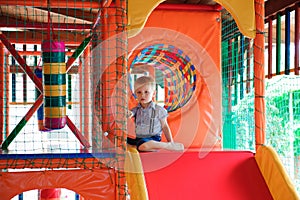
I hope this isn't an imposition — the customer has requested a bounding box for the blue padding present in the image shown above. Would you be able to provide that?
[0,152,116,160]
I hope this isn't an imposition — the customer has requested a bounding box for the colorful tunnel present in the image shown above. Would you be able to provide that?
[130,44,197,112]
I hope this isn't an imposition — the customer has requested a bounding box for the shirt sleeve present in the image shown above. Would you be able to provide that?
[156,105,168,120]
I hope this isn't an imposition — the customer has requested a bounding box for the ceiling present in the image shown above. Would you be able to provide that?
[0,0,298,49]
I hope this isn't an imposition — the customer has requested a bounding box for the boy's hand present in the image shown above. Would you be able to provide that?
[127,110,133,118]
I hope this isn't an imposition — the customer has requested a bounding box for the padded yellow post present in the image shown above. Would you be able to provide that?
[255,145,300,200]
[125,146,149,200]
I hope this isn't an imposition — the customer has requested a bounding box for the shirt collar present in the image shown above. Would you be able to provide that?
[137,101,155,109]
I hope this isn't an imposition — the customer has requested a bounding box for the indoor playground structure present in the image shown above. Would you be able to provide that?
[0,0,299,199]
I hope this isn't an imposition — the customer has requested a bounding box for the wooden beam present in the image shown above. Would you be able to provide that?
[1,31,86,46]
[8,51,74,56]
[0,17,92,30]
[0,0,108,9]
[46,8,97,23]
[265,0,299,18]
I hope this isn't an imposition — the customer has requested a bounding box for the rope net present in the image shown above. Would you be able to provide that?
[0,1,128,199]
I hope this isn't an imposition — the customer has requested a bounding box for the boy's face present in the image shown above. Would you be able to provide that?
[135,84,155,107]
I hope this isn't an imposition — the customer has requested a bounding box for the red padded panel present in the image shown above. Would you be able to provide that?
[141,151,273,200]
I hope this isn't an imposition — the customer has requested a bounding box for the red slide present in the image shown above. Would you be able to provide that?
[141,151,273,200]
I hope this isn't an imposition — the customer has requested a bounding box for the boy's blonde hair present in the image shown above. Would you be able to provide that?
[134,76,156,92]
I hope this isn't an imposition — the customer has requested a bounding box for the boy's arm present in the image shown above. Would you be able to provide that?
[160,118,174,142]
[127,110,134,118]
[127,110,136,139]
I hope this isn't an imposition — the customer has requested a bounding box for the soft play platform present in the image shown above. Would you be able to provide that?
[140,151,273,200]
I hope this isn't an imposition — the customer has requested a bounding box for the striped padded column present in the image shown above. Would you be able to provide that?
[42,41,66,129]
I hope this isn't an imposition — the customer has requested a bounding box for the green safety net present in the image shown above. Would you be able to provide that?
[221,9,300,194]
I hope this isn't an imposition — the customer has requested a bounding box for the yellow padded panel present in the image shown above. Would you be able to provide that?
[125,146,149,200]
[255,145,300,200]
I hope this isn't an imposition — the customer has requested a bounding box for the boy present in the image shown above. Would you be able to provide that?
[127,76,184,152]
